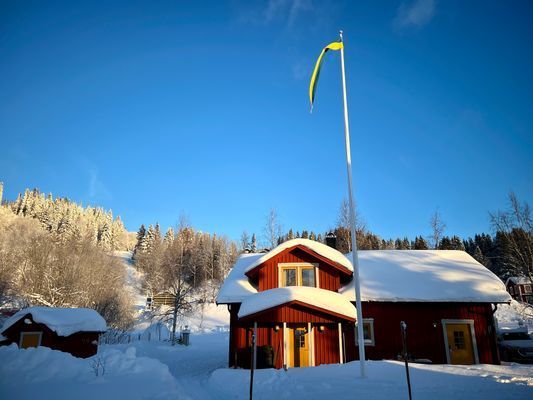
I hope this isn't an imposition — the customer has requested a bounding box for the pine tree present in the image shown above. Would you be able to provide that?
[164,227,175,246]
[413,236,429,250]
[251,233,257,252]
[240,231,250,252]
[450,235,465,251]
[438,236,453,250]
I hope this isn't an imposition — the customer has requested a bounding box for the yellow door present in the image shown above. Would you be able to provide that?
[20,332,41,349]
[445,323,475,364]
[287,326,310,367]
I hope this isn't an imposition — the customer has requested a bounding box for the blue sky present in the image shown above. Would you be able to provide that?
[1,0,532,243]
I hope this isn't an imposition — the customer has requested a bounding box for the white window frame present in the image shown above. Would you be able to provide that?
[355,318,375,346]
[441,319,479,364]
[19,331,43,348]
[277,263,319,288]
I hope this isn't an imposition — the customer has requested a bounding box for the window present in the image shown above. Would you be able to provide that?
[279,264,318,288]
[283,269,297,286]
[453,330,466,349]
[355,319,375,346]
[524,285,532,294]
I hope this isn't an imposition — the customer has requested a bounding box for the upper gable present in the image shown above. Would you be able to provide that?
[246,244,353,292]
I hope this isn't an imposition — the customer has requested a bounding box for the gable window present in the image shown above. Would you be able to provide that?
[355,318,375,346]
[279,263,318,288]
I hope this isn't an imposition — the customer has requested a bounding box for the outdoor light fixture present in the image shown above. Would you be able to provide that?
[319,325,325,332]
[274,325,280,332]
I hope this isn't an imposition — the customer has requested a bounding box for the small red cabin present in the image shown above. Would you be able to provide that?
[505,277,533,304]
[217,239,511,369]
[1,307,107,358]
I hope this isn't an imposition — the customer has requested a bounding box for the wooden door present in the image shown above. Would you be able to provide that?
[445,323,475,364]
[287,326,310,367]
[20,332,41,349]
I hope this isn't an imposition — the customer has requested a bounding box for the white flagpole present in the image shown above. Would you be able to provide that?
[339,30,366,378]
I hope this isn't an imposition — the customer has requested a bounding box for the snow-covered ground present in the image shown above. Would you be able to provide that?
[495,299,533,333]
[1,331,532,400]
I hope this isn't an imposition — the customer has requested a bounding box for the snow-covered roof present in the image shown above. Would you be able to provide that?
[238,286,356,320]
[218,249,511,304]
[217,253,263,303]
[506,276,533,286]
[1,307,107,337]
[243,238,353,274]
[340,250,511,303]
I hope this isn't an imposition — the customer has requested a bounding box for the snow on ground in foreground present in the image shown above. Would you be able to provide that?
[1,332,532,400]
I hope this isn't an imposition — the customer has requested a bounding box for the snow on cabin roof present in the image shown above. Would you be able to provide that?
[243,238,353,274]
[217,253,262,303]
[340,250,511,303]
[506,276,533,286]
[218,249,511,304]
[238,286,356,320]
[1,307,107,337]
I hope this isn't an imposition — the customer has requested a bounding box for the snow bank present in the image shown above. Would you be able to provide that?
[209,360,533,400]
[495,299,533,332]
[238,286,356,320]
[1,307,107,336]
[244,238,353,273]
[0,344,178,400]
[341,250,510,302]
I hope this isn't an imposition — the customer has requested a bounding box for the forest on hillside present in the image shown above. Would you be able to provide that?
[0,182,531,331]
[0,184,238,330]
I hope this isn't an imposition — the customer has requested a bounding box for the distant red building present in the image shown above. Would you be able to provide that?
[217,239,511,369]
[505,277,533,304]
[1,307,107,358]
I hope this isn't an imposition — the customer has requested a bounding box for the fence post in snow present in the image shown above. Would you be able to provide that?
[400,321,412,400]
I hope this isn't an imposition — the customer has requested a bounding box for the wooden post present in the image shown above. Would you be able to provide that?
[400,321,412,400]
[249,322,257,400]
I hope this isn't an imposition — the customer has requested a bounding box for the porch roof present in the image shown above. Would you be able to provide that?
[237,286,356,321]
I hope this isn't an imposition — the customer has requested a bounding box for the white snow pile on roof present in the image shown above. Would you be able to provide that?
[217,253,263,303]
[506,276,533,285]
[340,250,511,303]
[243,238,353,274]
[1,307,107,337]
[238,286,356,320]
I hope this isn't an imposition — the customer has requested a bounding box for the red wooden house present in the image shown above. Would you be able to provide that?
[216,239,511,369]
[1,307,107,358]
[505,277,533,304]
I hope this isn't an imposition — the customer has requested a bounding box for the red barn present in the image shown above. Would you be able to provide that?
[0,307,107,358]
[217,239,511,369]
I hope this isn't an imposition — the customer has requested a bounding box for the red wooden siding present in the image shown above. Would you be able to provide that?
[240,302,349,324]
[228,301,500,368]
[314,324,340,365]
[252,247,342,292]
[344,302,499,364]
